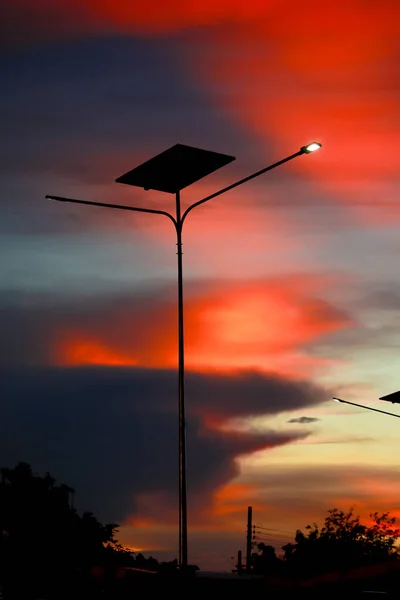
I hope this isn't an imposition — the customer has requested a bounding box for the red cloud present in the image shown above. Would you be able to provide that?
[55,274,352,378]
[0,1,305,41]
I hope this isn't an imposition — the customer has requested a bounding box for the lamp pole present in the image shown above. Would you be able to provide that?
[333,397,400,419]
[46,141,321,571]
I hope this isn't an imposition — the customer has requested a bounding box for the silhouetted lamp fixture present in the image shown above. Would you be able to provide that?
[379,390,400,404]
[46,140,322,572]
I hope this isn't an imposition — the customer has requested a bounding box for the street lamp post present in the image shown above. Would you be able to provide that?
[46,140,321,571]
[333,397,400,419]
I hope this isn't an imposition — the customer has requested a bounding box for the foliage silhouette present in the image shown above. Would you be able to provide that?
[0,462,151,596]
[251,543,282,575]
[2,462,399,593]
[282,507,400,576]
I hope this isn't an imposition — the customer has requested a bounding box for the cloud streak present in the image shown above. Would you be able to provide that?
[287,416,319,424]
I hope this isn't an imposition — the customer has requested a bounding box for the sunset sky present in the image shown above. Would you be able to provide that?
[1,0,400,571]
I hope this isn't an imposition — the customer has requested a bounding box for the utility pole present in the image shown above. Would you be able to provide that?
[236,550,242,574]
[246,505,253,572]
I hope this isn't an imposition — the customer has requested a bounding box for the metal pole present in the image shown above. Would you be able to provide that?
[176,190,188,571]
[181,150,303,224]
[333,397,400,419]
[246,506,253,572]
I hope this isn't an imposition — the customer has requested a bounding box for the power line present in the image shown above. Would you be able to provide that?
[253,531,290,540]
[254,528,293,538]
[255,524,294,535]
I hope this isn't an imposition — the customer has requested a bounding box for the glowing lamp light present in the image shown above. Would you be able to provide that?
[301,142,322,154]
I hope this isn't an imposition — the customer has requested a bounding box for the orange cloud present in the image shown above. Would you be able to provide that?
[158,464,399,552]
[127,483,263,533]
[54,275,352,378]
[212,482,266,518]
[127,463,374,535]
[58,333,138,366]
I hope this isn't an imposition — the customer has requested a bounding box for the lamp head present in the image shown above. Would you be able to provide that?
[301,142,322,154]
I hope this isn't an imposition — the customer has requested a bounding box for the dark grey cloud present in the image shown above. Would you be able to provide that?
[304,287,400,363]
[356,284,400,313]
[287,416,320,424]
[0,285,329,524]
[0,35,256,185]
[0,279,332,530]
[0,1,95,48]
[0,365,322,525]
[295,281,400,366]
[0,285,332,424]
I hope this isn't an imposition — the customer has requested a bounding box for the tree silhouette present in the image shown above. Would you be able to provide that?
[0,462,132,596]
[282,507,400,576]
[251,543,282,575]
